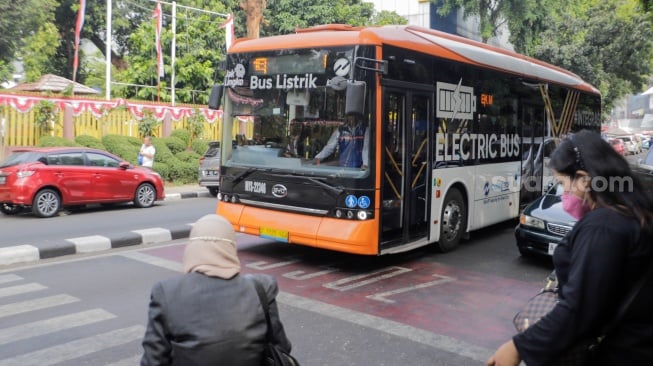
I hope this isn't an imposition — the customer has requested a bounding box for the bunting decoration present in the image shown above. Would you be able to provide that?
[72,0,86,83]
[152,1,164,78]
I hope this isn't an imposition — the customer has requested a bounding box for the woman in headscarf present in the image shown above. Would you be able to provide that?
[141,214,292,366]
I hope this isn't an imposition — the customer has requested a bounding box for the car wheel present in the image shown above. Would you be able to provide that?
[436,188,467,252]
[1,203,22,215]
[208,187,219,197]
[134,183,156,208]
[32,189,61,218]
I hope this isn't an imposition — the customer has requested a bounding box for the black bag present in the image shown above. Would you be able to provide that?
[252,279,300,366]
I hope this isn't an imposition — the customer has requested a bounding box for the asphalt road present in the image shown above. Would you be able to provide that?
[0,219,554,366]
[0,196,219,249]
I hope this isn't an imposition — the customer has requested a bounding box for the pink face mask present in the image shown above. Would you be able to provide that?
[561,192,591,220]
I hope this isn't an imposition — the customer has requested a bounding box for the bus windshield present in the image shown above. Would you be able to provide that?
[222,48,371,179]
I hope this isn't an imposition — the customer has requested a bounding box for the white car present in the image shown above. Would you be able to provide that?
[618,135,642,155]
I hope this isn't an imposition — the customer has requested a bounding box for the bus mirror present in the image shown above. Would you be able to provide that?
[208,85,224,110]
[345,81,365,116]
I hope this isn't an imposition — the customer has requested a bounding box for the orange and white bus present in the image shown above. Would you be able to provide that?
[208,24,601,255]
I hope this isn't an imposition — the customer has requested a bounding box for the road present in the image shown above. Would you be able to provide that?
[0,218,554,365]
[0,196,219,249]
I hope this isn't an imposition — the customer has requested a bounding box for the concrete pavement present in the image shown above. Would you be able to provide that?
[0,185,212,266]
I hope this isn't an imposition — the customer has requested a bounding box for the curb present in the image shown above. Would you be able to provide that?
[0,190,211,267]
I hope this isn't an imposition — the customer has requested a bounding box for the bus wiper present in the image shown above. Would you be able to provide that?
[231,168,258,185]
[305,177,343,195]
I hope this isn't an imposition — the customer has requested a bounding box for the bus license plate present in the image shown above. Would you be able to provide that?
[260,227,289,243]
[548,243,558,255]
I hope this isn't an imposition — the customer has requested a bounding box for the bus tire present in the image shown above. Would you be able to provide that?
[437,188,467,252]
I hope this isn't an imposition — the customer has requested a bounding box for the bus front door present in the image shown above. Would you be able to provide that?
[380,88,432,250]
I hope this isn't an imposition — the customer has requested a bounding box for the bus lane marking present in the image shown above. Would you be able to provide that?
[282,266,339,280]
[366,273,456,303]
[323,266,411,291]
[246,258,301,270]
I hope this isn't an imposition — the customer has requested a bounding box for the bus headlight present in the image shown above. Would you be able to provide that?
[335,209,343,218]
[356,210,368,220]
[346,210,354,219]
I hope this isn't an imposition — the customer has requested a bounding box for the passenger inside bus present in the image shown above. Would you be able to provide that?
[314,115,369,169]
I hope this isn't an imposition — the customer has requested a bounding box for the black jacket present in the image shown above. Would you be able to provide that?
[141,272,291,366]
[513,208,653,365]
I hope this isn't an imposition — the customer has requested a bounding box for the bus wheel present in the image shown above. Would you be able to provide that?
[437,188,467,252]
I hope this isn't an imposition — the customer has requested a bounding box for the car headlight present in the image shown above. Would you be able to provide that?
[520,214,545,229]
[16,171,35,178]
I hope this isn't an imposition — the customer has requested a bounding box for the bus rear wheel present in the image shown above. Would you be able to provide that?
[437,188,467,252]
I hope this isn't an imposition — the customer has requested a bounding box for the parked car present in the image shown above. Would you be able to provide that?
[198,141,221,197]
[0,147,165,217]
[608,138,626,156]
[516,167,653,257]
[617,135,642,155]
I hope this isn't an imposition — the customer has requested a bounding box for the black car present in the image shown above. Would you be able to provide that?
[515,183,576,257]
[516,165,653,257]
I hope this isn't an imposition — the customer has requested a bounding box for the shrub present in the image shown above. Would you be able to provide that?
[38,136,79,147]
[176,150,201,163]
[164,136,186,155]
[75,135,105,150]
[102,134,140,162]
[191,139,210,155]
[170,129,190,147]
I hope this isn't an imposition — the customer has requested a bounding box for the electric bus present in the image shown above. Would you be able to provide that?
[208,24,601,255]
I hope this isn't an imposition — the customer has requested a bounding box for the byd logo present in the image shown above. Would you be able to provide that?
[272,184,288,198]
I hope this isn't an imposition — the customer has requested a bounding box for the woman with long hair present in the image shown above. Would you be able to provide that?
[487,130,653,365]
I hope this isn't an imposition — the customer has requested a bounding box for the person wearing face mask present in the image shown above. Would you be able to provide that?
[487,130,653,366]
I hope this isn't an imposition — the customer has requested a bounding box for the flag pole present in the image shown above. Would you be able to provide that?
[105,0,112,100]
[171,1,176,106]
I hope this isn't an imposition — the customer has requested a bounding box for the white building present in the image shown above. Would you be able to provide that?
[366,0,513,50]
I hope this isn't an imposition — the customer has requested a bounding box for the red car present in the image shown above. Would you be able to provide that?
[608,138,626,156]
[0,147,165,218]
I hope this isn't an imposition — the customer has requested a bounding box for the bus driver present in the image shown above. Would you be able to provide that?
[314,116,369,169]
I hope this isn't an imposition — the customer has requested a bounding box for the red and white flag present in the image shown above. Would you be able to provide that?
[220,13,235,51]
[152,1,164,78]
[72,0,86,82]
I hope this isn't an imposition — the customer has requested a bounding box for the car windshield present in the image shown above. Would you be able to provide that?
[0,152,42,168]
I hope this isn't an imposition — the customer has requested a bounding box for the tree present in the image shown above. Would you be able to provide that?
[0,0,57,82]
[533,1,653,114]
[262,0,376,35]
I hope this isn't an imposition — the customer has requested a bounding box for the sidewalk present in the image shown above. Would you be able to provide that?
[0,184,213,266]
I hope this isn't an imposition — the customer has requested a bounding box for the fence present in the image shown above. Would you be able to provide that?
[0,93,225,151]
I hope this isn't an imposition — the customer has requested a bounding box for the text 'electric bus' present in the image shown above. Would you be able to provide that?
[208,24,601,255]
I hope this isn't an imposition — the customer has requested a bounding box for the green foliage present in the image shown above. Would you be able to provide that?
[186,109,206,146]
[165,136,187,155]
[137,110,161,138]
[74,135,105,150]
[167,161,198,184]
[370,11,409,25]
[38,136,79,147]
[532,0,653,114]
[191,139,210,156]
[34,100,58,137]
[22,22,60,82]
[170,129,191,147]
[176,150,202,163]
[102,134,141,162]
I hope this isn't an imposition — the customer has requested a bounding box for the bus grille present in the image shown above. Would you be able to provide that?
[547,223,572,237]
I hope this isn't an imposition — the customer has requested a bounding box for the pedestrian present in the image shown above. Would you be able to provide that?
[314,115,369,169]
[487,129,653,366]
[140,214,292,366]
[139,136,156,168]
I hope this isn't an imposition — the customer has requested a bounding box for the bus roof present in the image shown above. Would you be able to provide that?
[229,24,599,95]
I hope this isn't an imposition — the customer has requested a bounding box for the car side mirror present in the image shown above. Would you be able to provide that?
[119,161,130,169]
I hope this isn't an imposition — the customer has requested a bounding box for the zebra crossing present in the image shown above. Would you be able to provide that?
[0,274,145,365]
